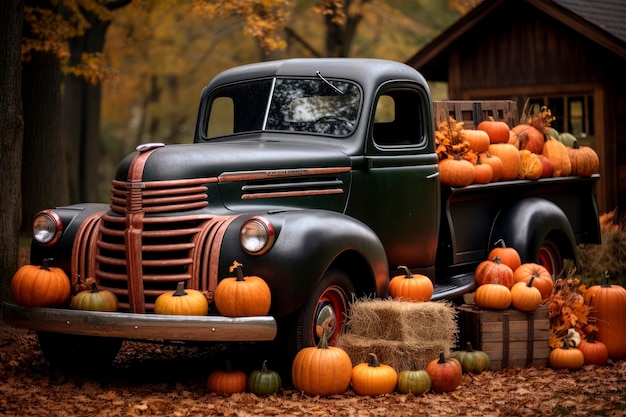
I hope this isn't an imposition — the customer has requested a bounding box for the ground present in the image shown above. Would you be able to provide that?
[0,318,625,417]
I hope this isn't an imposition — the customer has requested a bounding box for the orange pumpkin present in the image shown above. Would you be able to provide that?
[474,280,512,310]
[291,327,353,396]
[512,124,545,154]
[476,117,510,144]
[389,266,433,302]
[475,256,515,289]
[10,258,71,307]
[472,154,493,184]
[351,353,398,396]
[479,152,503,182]
[462,129,491,153]
[488,239,521,273]
[549,342,584,370]
[542,137,572,177]
[577,330,609,365]
[510,277,542,312]
[215,261,271,317]
[438,155,475,187]
[487,144,521,180]
[567,141,599,176]
[584,273,626,359]
[207,360,248,395]
[425,352,463,393]
[513,263,554,300]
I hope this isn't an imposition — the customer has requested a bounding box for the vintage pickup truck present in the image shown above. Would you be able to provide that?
[2,58,600,370]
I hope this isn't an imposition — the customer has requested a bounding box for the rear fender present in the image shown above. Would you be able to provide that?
[490,198,578,265]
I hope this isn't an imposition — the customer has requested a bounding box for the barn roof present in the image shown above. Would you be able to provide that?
[406,0,626,80]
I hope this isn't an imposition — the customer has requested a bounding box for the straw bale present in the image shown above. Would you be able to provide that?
[345,298,457,343]
[336,334,451,372]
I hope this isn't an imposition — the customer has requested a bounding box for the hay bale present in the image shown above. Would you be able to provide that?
[336,334,450,372]
[345,298,457,343]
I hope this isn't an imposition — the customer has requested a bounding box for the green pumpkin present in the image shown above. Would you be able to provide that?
[545,127,559,140]
[248,360,282,395]
[450,342,491,374]
[558,132,577,147]
[70,281,118,312]
[397,365,432,395]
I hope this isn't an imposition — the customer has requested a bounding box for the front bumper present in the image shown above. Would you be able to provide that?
[1,302,277,342]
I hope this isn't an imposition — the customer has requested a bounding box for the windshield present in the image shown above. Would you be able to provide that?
[205,78,361,139]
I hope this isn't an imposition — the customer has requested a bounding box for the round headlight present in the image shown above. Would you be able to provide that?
[32,210,62,246]
[240,216,274,255]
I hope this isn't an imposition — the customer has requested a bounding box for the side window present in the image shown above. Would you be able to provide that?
[207,97,234,137]
[373,89,426,147]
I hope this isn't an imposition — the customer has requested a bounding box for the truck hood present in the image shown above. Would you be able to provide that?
[114,140,352,212]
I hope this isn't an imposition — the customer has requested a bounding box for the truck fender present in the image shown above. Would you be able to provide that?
[220,209,389,318]
[489,197,578,273]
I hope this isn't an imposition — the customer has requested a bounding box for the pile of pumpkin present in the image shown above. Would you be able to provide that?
[436,106,599,186]
[471,240,626,371]
[10,259,271,318]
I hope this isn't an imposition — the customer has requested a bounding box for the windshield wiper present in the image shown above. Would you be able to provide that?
[316,71,344,95]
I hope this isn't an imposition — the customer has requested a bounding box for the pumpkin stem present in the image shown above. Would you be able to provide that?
[494,239,506,248]
[317,326,330,349]
[527,274,536,288]
[173,281,188,297]
[491,255,502,264]
[465,342,474,352]
[229,261,246,282]
[89,281,99,293]
[601,271,611,288]
[41,258,53,271]
[437,352,447,364]
[587,330,598,343]
[367,353,381,367]
[398,265,413,279]
[261,360,269,372]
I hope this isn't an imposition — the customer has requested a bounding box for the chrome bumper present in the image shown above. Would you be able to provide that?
[1,302,277,342]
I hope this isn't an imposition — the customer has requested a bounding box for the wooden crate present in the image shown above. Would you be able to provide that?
[433,100,518,129]
[456,304,550,370]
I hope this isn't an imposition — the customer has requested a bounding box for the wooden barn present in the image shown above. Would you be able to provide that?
[406,0,626,218]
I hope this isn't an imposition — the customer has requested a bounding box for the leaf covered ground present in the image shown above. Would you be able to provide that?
[1,320,625,417]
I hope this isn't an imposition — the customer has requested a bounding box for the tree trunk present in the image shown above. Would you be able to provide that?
[64,14,111,203]
[21,30,70,235]
[0,0,25,301]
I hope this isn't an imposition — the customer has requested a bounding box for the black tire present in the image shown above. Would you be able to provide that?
[295,270,354,350]
[536,238,564,279]
[37,332,123,373]
[273,270,354,384]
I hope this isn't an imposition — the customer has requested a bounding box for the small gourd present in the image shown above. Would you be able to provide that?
[396,364,431,395]
[154,281,209,316]
[450,342,491,374]
[207,360,248,395]
[425,352,463,393]
[388,266,433,302]
[351,353,398,396]
[248,360,282,395]
[70,279,118,312]
[215,261,271,317]
[10,258,71,307]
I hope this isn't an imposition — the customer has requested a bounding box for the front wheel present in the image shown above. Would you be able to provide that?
[37,332,123,373]
[536,238,564,279]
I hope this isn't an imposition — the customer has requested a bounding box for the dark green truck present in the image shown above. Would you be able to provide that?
[2,58,600,369]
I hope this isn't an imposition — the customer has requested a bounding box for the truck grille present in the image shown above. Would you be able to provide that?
[71,146,237,313]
